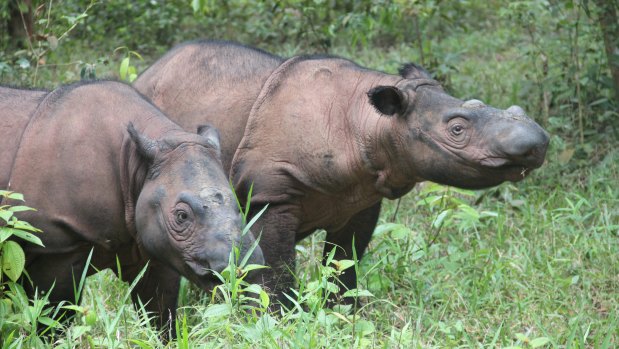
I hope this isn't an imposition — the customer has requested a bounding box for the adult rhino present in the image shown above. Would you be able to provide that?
[134,40,550,306]
[0,80,264,333]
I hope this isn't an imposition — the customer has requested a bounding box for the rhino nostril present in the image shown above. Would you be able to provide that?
[522,148,535,159]
[213,192,224,205]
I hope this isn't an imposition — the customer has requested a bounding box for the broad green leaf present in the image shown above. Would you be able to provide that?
[416,195,444,207]
[419,182,445,195]
[10,228,44,246]
[62,305,85,312]
[353,319,375,336]
[391,225,411,239]
[241,264,268,273]
[11,220,42,232]
[515,333,528,342]
[192,0,201,13]
[203,303,231,318]
[530,337,551,348]
[432,209,452,228]
[17,57,30,69]
[7,192,24,201]
[0,210,14,222]
[38,316,60,328]
[373,223,405,236]
[8,206,35,212]
[0,227,13,242]
[243,283,262,294]
[119,57,130,80]
[332,259,355,271]
[2,240,26,281]
[342,289,374,298]
[325,281,339,293]
[259,289,270,309]
[130,339,155,349]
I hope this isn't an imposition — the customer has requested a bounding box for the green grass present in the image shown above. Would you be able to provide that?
[21,145,612,348]
[2,7,618,347]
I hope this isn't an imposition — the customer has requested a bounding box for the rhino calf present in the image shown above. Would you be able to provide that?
[0,81,264,334]
[134,40,549,307]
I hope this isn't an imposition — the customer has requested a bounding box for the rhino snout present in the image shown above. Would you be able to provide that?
[497,122,550,169]
[189,227,264,277]
[187,247,228,277]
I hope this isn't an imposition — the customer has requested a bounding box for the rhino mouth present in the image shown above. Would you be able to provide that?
[184,259,223,291]
[185,263,221,292]
[487,163,532,182]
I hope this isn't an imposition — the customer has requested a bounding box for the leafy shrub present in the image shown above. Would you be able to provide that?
[0,190,51,347]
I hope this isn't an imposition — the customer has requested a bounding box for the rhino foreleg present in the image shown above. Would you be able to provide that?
[22,251,90,330]
[247,204,300,311]
[127,261,180,339]
[323,201,381,305]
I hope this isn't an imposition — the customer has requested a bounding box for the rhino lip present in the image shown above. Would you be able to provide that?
[185,261,221,291]
[479,157,511,167]
[494,163,532,181]
[477,157,533,181]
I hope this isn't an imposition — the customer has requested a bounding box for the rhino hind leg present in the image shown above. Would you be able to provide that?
[323,201,381,305]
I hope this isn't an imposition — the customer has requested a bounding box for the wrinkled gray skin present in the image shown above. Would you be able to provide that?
[134,40,550,307]
[0,81,264,334]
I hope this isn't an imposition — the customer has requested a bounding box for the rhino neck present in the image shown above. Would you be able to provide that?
[119,129,153,240]
[351,80,422,200]
[120,122,186,239]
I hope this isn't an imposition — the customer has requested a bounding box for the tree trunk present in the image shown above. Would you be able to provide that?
[593,0,619,102]
[8,0,34,47]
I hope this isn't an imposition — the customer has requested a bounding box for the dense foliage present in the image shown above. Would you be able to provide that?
[1,0,617,347]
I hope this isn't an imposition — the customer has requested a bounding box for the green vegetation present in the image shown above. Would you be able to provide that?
[1,0,617,347]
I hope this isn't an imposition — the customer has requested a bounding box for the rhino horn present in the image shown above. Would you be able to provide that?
[127,122,158,161]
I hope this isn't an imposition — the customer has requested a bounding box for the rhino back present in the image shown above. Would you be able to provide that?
[8,81,176,257]
[231,57,400,232]
[134,40,283,172]
[0,86,47,189]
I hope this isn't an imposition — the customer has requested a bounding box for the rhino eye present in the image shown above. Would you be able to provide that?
[176,210,189,224]
[451,124,464,136]
[170,203,194,236]
[446,118,470,147]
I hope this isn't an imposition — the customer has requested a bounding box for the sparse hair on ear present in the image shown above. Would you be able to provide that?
[197,123,222,154]
[127,122,158,161]
[367,85,406,117]
[398,63,432,79]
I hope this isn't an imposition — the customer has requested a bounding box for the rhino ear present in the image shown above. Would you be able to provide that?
[127,123,158,161]
[398,63,432,79]
[368,86,406,117]
[197,124,221,154]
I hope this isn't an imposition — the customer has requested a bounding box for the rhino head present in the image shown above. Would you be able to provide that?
[127,123,264,289]
[367,63,549,194]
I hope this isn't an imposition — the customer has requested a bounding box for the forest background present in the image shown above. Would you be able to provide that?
[1,0,618,348]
